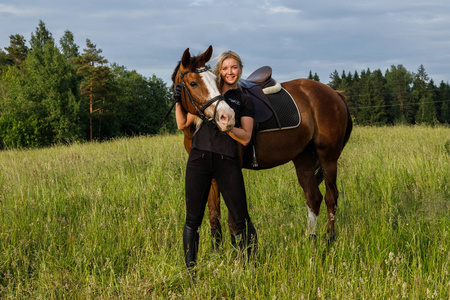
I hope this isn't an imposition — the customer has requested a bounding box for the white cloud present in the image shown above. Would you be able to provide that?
[267,6,301,14]
[0,4,50,17]
[189,0,214,7]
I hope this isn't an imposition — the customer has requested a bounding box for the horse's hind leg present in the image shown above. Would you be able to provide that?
[317,156,339,241]
[207,179,222,251]
[293,150,323,238]
[206,179,240,249]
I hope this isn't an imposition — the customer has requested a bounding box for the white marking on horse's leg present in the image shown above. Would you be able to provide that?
[329,212,335,222]
[307,207,318,236]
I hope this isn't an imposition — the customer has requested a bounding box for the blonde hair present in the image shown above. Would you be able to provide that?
[213,51,243,89]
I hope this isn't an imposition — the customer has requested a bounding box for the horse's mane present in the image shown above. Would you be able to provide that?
[171,62,181,83]
[171,53,207,83]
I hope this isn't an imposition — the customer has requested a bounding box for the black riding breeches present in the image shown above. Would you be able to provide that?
[184,148,251,232]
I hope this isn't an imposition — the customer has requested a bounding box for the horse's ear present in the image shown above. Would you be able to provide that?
[181,48,191,69]
[199,45,213,63]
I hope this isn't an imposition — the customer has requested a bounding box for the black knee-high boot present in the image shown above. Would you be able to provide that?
[183,224,199,271]
[234,220,258,261]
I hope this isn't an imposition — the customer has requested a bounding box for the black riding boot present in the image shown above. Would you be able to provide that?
[234,220,258,263]
[210,223,222,252]
[183,224,199,271]
[231,234,237,248]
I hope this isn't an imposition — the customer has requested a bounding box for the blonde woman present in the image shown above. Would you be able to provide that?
[175,50,258,273]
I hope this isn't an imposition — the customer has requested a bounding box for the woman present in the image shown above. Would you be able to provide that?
[175,51,258,272]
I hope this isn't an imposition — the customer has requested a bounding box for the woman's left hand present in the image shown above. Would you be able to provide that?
[227,116,254,146]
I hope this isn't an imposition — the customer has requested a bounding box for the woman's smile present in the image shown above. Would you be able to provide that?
[220,58,242,86]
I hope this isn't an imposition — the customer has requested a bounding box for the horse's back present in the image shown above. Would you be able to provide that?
[282,78,350,157]
[282,78,345,107]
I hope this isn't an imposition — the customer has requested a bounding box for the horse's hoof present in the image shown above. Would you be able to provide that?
[309,234,317,244]
[325,231,336,242]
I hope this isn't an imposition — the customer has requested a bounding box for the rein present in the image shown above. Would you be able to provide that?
[159,66,225,128]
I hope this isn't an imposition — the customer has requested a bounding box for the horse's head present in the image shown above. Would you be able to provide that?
[172,46,235,132]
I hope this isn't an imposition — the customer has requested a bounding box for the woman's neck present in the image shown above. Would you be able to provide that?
[221,83,238,95]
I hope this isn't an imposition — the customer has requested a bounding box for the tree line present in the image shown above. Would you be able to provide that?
[0,21,176,149]
[309,65,450,125]
[1,21,449,150]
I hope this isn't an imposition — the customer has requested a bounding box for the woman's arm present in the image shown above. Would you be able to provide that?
[227,116,254,146]
[175,103,196,130]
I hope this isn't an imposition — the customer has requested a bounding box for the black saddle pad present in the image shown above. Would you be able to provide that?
[257,88,300,132]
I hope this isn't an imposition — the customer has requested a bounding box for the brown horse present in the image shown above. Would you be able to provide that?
[172,46,352,245]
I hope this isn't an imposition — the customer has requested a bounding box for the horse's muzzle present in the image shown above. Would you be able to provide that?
[215,100,235,132]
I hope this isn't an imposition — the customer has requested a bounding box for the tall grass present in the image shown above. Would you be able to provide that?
[0,126,449,299]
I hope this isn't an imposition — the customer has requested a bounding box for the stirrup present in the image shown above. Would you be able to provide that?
[251,145,258,168]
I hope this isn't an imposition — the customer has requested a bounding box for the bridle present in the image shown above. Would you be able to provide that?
[159,66,225,128]
[176,66,225,126]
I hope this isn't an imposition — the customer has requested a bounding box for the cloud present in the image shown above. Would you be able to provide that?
[188,0,214,7]
[0,4,51,17]
[267,5,301,14]
[1,0,450,85]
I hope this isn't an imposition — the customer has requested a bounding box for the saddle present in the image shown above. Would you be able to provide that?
[238,66,301,169]
[239,66,282,128]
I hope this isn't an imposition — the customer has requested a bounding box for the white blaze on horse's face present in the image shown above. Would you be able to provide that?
[199,70,235,132]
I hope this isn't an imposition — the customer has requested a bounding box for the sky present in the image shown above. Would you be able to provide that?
[1,0,450,86]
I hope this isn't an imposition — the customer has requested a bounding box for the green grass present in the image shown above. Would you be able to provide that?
[0,126,449,299]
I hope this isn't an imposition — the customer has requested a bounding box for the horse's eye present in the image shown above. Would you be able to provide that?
[190,81,198,87]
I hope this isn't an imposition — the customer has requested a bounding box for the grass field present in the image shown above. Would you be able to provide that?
[0,126,449,299]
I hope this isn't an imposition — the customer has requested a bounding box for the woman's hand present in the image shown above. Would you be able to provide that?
[227,116,254,146]
[175,103,196,130]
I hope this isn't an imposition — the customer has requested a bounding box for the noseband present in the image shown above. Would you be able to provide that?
[177,67,225,126]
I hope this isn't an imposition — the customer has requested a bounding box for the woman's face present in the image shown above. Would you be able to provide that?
[220,58,242,86]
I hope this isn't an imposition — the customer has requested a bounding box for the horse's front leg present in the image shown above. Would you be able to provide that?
[207,179,222,251]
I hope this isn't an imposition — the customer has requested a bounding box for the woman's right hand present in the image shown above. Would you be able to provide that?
[175,103,196,130]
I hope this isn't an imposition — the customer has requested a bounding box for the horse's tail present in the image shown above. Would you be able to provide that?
[314,90,353,185]
[337,91,353,149]
[315,162,324,185]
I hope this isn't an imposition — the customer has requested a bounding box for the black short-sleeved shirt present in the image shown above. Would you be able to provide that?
[191,88,255,158]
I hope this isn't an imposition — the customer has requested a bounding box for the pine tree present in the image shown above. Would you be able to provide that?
[372,69,388,124]
[60,30,79,60]
[328,70,341,89]
[4,34,28,66]
[385,65,413,124]
[0,49,9,73]
[313,73,320,82]
[440,96,450,124]
[437,81,450,123]
[307,71,320,82]
[413,65,437,124]
[30,20,54,51]
[415,92,437,124]
[354,69,387,125]
[72,39,112,141]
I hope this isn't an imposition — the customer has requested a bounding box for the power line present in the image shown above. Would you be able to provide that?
[348,99,450,110]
